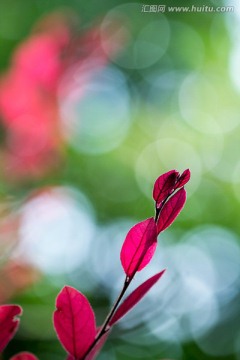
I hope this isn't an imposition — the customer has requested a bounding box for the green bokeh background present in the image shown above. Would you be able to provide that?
[0,1,239,359]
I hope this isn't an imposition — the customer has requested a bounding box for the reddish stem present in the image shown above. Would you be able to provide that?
[81,276,131,360]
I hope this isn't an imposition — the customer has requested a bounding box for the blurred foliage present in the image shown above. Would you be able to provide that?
[0,0,240,360]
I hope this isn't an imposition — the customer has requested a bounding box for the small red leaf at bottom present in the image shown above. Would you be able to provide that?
[109,270,166,326]
[157,188,186,234]
[0,304,22,352]
[10,352,39,360]
[53,286,96,359]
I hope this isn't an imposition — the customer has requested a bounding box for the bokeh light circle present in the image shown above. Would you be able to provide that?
[15,187,95,275]
[181,226,240,295]
[59,66,131,154]
[100,3,170,69]
[135,138,202,200]
[179,71,240,134]
[169,21,205,69]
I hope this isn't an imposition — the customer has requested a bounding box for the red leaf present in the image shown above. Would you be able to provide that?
[109,270,165,326]
[157,188,186,234]
[10,352,38,360]
[175,169,191,189]
[153,170,179,206]
[0,304,22,352]
[53,286,96,359]
[120,218,157,278]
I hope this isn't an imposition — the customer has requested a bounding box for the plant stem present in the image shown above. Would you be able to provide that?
[154,191,174,223]
[81,276,131,360]
[83,192,174,359]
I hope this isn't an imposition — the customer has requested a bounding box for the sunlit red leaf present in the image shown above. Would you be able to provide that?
[175,169,191,189]
[10,352,39,360]
[53,286,96,359]
[120,218,157,278]
[153,170,179,206]
[110,270,165,326]
[0,304,22,351]
[157,188,186,234]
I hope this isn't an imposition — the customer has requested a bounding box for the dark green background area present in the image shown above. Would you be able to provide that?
[0,1,239,360]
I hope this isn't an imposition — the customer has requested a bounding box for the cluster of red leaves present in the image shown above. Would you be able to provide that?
[0,13,112,179]
[0,169,190,359]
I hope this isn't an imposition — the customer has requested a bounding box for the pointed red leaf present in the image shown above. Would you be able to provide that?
[120,218,157,278]
[53,286,96,359]
[153,170,179,206]
[175,169,191,189]
[109,270,165,326]
[157,188,186,234]
[0,304,22,352]
[10,352,38,360]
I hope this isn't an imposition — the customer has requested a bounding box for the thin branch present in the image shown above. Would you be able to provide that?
[81,276,131,360]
